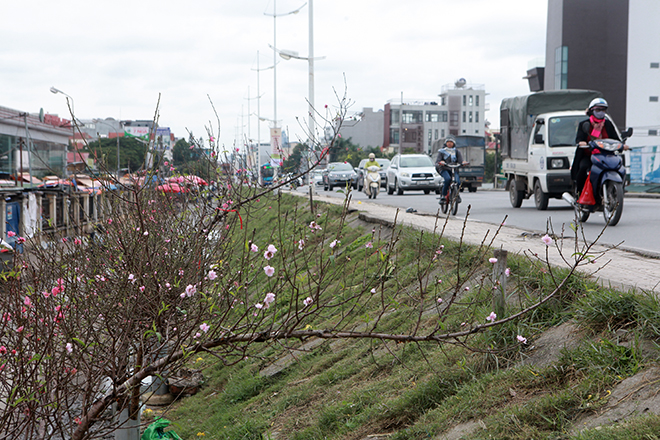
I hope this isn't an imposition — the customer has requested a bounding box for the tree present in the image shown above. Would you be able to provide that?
[172,138,216,181]
[327,137,383,166]
[281,142,307,174]
[0,91,601,440]
[87,137,148,174]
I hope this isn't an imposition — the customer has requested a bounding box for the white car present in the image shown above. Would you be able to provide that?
[311,169,325,186]
[386,154,442,195]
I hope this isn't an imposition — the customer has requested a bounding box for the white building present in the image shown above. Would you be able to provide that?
[383,81,487,154]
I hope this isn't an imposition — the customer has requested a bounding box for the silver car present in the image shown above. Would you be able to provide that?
[323,162,358,191]
[386,154,441,195]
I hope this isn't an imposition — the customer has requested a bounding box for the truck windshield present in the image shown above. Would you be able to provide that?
[548,116,583,147]
[452,136,485,148]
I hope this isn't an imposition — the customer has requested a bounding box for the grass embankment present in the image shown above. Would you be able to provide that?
[161,193,660,440]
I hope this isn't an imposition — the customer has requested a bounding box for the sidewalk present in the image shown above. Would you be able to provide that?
[299,190,660,294]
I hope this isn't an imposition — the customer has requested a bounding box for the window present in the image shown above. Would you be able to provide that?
[462,111,466,123]
[428,129,432,146]
[475,95,479,106]
[469,95,473,106]
[441,96,446,105]
[434,129,438,139]
[651,62,659,68]
[425,111,441,122]
[403,129,417,142]
[441,111,448,122]
[441,129,445,138]
[402,110,423,124]
[391,109,399,124]
[450,111,459,127]
[475,130,480,134]
[463,95,467,106]
[650,129,658,136]
[389,129,399,144]
[475,111,479,123]
[555,46,568,89]
[650,96,659,102]
[469,111,473,123]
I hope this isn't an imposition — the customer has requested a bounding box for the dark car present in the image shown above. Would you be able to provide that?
[356,158,391,190]
[323,162,358,191]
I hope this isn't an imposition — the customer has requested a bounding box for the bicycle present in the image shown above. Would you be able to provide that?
[439,163,464,215]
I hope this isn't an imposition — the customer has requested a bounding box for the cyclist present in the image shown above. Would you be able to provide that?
[435,138,468,203]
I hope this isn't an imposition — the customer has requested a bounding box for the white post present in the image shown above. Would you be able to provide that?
[307,0,315,188]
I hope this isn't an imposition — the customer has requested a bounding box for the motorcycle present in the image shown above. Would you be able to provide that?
[562,138,628,226]
[364,165,381,199]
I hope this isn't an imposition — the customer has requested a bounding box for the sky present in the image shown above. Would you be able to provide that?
[1,0,548,151]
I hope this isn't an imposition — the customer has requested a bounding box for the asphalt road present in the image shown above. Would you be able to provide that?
[312,185,660,255]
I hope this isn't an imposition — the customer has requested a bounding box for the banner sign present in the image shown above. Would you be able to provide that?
[270,127,282,167]
[630,146,660,183]
[124,127,150,138]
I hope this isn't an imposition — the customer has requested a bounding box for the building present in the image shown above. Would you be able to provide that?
[543,0,660,148]
[0,105,70,179]
[337,107,384,150]
[383,81,487,154]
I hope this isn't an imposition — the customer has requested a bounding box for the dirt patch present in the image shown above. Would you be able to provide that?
[434,419,486,440]
[572,365,660,434]
[517,321,583,368]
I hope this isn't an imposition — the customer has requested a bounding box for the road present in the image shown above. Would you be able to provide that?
[312,185,660,256]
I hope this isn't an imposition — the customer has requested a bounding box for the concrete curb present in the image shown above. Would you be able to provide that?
[292,189,660,294]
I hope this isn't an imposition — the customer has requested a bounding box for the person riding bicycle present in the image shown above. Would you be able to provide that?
[435,138,468,203]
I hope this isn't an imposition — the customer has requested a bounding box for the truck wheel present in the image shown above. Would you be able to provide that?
[534,180,549,211]
[508,178,523,208]
[468,187,477,193]
[423,189,430,195]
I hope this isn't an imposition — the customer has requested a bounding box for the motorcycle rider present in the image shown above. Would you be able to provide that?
[364,153,380,169]
[572,98,627,196]
[436,138,468,203]
[363,153,381,196]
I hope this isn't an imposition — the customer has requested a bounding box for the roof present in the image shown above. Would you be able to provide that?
[501,89,603,129]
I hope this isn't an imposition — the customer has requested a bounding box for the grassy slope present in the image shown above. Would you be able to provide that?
[160,193,660,440]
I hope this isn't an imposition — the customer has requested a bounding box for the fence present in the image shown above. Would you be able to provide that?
[1,188,137,247]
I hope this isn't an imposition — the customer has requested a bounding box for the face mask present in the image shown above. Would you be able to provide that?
[593,110,606,120]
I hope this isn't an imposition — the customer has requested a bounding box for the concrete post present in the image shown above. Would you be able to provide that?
[0,199,5,239]
[492,249,508,318]
[48,194,57,231]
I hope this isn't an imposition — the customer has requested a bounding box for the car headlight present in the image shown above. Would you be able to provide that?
[401,172,410,178]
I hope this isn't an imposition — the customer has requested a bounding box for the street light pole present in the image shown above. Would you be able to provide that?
[264,1,306,177]
[50,86,75,177]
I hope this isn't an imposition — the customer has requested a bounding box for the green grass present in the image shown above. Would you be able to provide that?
[164,193,660,440]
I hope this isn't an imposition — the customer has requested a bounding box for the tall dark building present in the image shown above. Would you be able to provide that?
[544,0,630,128]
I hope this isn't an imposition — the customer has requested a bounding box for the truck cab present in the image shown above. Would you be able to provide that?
[500,90,618,210]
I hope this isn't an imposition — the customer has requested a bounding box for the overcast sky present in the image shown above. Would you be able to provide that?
[1,0,548,150]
